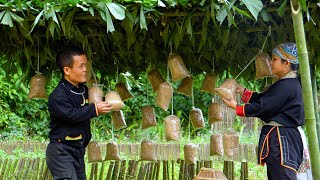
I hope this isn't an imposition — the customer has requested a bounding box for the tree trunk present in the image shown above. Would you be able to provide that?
[290,0,320,179]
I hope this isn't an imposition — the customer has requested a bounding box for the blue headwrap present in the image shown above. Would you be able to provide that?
[272,42,299,64]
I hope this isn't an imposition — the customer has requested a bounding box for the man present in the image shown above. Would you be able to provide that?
[46,47,113,180]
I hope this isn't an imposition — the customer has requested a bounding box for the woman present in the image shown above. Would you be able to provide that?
[222,42,311,180]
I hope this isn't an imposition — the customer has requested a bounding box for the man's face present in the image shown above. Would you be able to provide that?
[64,55,88,86]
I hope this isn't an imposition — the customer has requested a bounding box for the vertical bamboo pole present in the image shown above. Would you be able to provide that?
[223,161,234,180]
[311,63,320,149]
[106,161,114,180]
[171,160,175,180]
[290,1,320,179]
[112,161,120,180]
[240,162,248,180]
[155,160,161,180]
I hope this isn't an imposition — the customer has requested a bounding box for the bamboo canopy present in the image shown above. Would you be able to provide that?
[291,0,320,179]
[0,0,319,79]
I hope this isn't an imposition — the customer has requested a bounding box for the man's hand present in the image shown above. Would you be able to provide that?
[96,101,113,115]
[222,98,237,110]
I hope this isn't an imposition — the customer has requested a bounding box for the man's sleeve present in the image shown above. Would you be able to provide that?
[49,95,98,124]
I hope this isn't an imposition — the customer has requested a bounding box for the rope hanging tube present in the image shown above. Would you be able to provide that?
[235,26,271,79]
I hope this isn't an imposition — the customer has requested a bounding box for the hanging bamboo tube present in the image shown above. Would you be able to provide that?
[115,82,134,101]
[177,77,193,96]
[105,142,121,161]
[141,106,157,130]
[156,82,173,111]
[148,69,165,92]
[184,143,197,165]
[168,53,191,82]
[215,78,237,101]
[200,72,217,94]
[210,134,224,156]
[255,52,273,79]
[208,102,224,125]
[140,140,157,161]
[164,115,181,141]
[223,131,239,158]
[28,73,47,99]
[87,141,103,162]
[88,84,104,103]
[111,110,127,130]
[105,91,125,110]
[189,107,205,130]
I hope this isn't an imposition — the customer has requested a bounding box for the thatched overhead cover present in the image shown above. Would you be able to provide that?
[0,0,319,79]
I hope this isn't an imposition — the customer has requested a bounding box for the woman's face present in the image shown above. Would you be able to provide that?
[270,54,290,78]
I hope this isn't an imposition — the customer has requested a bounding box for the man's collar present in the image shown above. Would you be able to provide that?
[61,78,84,91]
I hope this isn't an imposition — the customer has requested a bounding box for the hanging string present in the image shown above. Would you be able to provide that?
[112,123,114,141]
[146,73,149,105]
[235,26,271,79]
[37,39,40,74]
[189,68,193,141]
[188,116,191,141]
[212,53,215,72]
[116,62,119,83]
[90,64,98,85]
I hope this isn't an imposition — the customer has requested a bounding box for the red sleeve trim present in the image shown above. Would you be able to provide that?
[236,105,245,117]
[242,89,253,103]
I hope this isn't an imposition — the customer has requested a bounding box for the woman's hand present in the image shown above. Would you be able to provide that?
[222,98,237,110]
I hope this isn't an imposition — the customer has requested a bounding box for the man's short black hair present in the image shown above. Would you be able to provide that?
[56,47,86,75]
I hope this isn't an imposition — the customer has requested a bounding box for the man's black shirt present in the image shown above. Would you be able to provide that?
[48,78,97,146]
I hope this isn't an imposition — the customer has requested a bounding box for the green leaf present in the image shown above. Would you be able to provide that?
[105,6,115,33]
[185,16,192,36]
[158,0,166,7]
[76,4,88,11]
[29,9,44,34]
[260,9,269,22]
[1,10,13,27]
[298,0,307,11]
[162,25,169,46]
[106,2,126,20]
[89,7,94,16]
[49,20,55,38]
[216,5,227,25]
[139,5,147,30]
[210,2,217,25]
[232,6,254,20]
[0,10,6,22]
[241,0,263,20]
[200,0,206,6]
[277,0,287,17]
[51,6,60,28]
